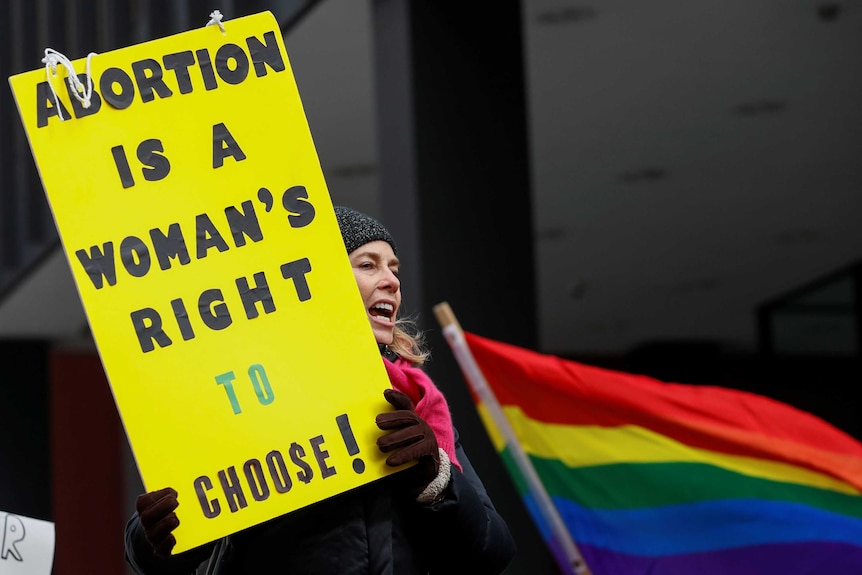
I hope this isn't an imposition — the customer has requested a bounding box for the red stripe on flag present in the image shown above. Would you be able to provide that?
[464,331,862,490]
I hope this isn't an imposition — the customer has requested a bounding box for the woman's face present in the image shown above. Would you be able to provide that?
[349,240,401,345]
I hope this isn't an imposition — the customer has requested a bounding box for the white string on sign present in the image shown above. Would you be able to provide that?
[207,10,226,33]
[40,11,223,123]
[41,48,98,121]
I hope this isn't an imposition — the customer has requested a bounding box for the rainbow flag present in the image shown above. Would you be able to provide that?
[462,331,862,575]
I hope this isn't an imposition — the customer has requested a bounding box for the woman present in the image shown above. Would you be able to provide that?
[124,205,517,574]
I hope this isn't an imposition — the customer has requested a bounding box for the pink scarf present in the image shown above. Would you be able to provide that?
[382,357,462,471]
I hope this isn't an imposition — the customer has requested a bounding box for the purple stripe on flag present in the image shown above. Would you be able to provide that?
[579,540,862,575]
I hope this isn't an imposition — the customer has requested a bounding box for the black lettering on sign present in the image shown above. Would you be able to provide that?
[311,435,335,479]
[212,123,246,168]
[194,476,219,519]
[130,307,172,353]
[214,43,250,85]
[36,30,286,127]
[225,200,262,246]
[282,186,315,228]
[266,450,293,493]
[237,272,275,319]
[36,81,70,127]
[248,32,287,75]
[66,73,101,119]
[100,67,135,109]
[120,236,151,278]
[75,242,117,288]
[111,145,135,188]
[337,413,366,474]
[218,466,248,513]
[138,138,171,182]
[76,202,259,287]
[150,223,191,270]
[199,288,232,331]
[193,433,336,519]
[289,441,315,485]
[162,51,196,94]
[128,266,314,353]
[109,138,170,188]
[280,258,313,301]
[195,213,230,259]
[171,298,195,341]
[196,48,219,90]
[244,459,270,502]
[131,58,173,102]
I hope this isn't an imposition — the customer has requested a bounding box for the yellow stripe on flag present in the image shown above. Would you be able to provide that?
[477,402,859,495]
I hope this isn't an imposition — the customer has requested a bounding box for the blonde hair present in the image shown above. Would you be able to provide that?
[389,316,430,365]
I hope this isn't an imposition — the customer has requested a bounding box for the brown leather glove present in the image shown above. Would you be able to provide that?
[376,388,440,494]
[136,487,180,558]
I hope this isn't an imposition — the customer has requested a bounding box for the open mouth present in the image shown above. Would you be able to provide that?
[369,302,395,321]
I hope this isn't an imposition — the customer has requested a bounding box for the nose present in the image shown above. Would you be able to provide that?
[378,268,400,291]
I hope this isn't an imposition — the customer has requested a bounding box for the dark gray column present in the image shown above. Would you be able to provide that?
[0,341,51,520]
[372,2,553,573]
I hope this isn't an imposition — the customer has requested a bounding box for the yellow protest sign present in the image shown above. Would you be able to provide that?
[9,11,396,553]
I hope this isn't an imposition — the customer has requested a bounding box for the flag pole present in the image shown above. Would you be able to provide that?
[433,302,592,575]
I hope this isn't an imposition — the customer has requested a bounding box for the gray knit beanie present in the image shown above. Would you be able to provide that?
[334,206,398,255]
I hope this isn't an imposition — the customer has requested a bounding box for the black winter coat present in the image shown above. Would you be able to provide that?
[125,428,516,574]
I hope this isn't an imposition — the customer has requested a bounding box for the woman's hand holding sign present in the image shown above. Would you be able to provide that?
[376,388,442,497]
[136,487,180,558]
